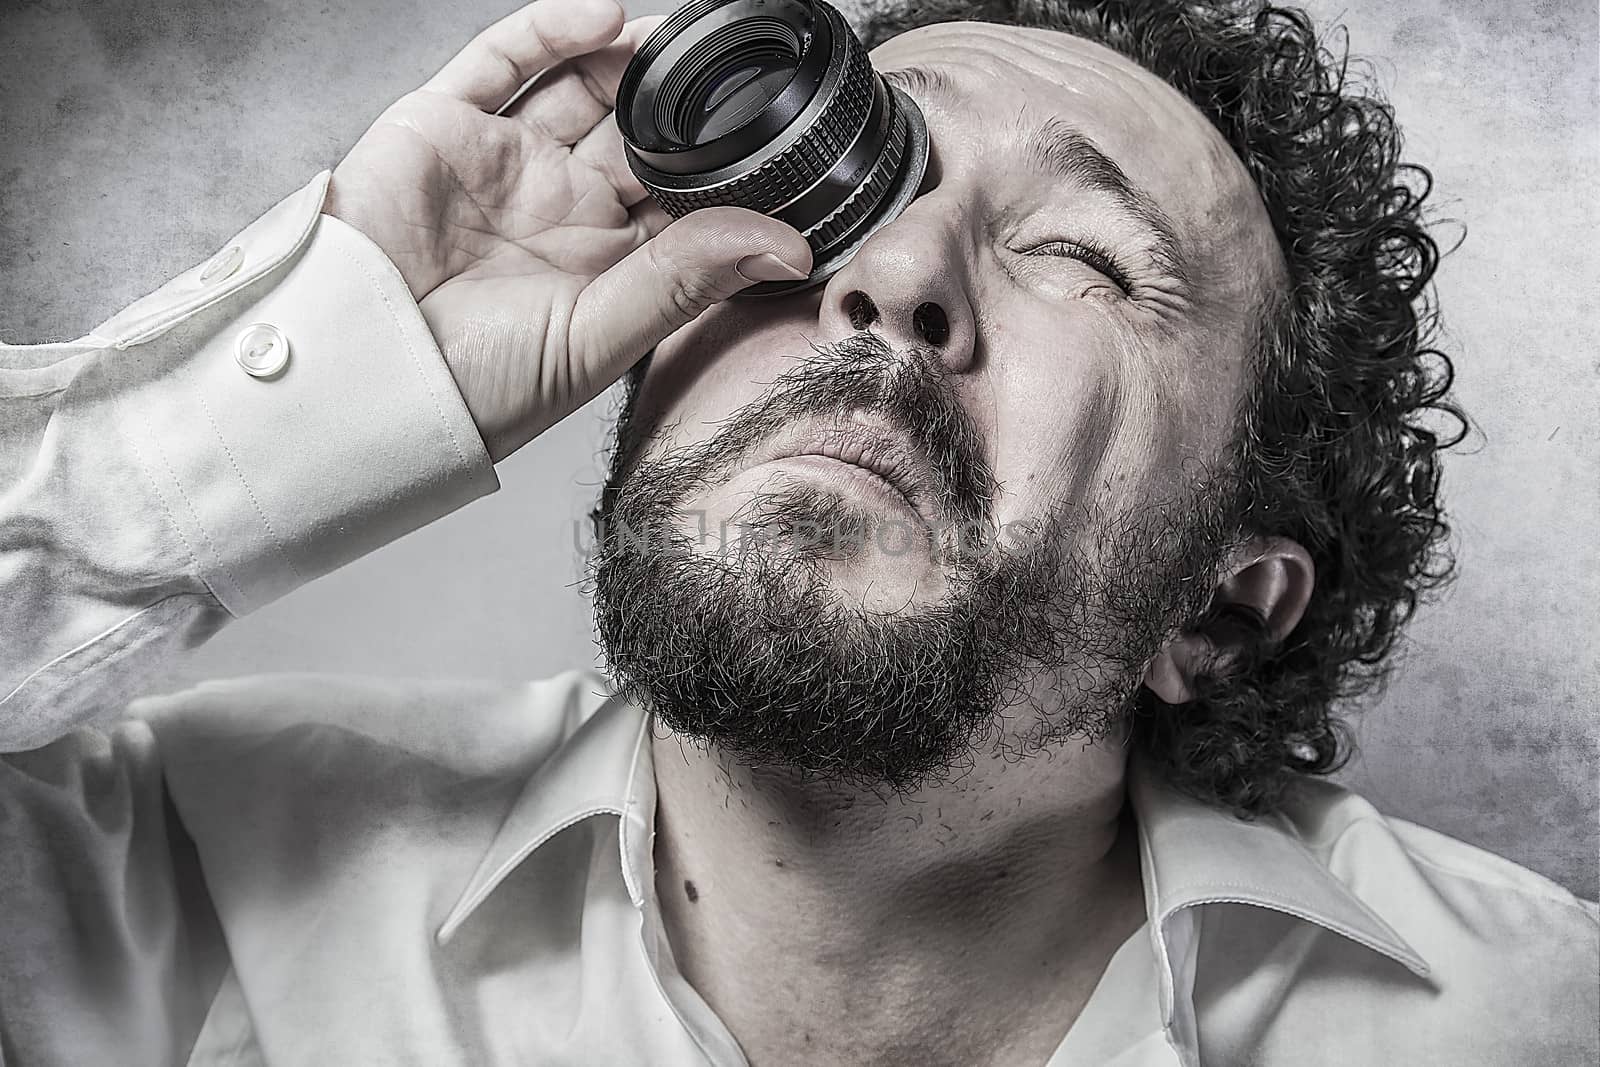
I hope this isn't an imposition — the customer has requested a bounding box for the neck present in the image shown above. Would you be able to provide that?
[650,728,1147,1067]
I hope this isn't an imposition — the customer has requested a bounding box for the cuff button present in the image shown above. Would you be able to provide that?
[201,244,244,284]
[235,323,290,378]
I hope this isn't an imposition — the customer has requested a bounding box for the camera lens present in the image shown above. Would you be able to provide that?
[615,0,929,297]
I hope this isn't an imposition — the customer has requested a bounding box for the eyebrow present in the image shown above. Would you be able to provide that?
[882,63,961,105]
[883,65,1193,289]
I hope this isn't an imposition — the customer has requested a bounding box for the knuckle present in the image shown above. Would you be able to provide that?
[483,41,527,88]
[525,17,559,60]
[667,272,723,324]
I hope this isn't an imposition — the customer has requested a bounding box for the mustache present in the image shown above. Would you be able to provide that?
[610,332,999,529]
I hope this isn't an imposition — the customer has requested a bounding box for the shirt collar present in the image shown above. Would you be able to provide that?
[437,682,1430,1006]
[1125,759,1431,1044]
[436,684,656,944]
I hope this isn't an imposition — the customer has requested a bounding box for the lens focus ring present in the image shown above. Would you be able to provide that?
[805,101,904,247]
[637,37,873,219]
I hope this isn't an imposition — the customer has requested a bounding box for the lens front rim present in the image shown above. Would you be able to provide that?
[617,0,831,174]
[625,13,873,223]
[615,0,931,298]
[663,20,800,143]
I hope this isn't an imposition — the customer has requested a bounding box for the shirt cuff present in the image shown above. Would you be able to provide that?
[107,171,499,616]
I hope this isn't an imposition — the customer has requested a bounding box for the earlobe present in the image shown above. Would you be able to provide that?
[1141,536,1315,705]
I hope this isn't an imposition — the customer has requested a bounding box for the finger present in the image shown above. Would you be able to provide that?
[423,0,625,113]
[573,113,650,205]
[505,64,612,145]
[570,14,667,109]
[504,14,667,143]
[569,207,814,394]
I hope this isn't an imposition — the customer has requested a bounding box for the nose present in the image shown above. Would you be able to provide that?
[816,199,977,374]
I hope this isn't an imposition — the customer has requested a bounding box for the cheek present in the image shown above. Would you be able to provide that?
[637,302,798,453]
[982,310,1169,527]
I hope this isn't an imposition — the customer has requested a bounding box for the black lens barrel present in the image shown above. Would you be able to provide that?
[615,0,928,295]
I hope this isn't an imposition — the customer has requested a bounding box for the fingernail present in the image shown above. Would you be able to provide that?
[735,253,810,283]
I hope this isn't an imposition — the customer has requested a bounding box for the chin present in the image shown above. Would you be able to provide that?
[818,549,951,614]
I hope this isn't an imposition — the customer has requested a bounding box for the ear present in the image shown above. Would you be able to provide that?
[1142,536,1315,705]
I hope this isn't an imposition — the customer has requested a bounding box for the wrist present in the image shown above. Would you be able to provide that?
[322,167,440,304]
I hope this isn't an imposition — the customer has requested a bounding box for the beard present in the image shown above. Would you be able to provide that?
[588,332,1245,791]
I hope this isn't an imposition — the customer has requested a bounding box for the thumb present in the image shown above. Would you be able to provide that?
[567,206,812,388]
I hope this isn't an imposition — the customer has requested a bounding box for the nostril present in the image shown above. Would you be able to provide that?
[844,291,879,330]
[913,301,950,346]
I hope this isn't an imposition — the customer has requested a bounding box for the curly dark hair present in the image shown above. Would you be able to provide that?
[607,0,1468,815]
[850,0,1468,813]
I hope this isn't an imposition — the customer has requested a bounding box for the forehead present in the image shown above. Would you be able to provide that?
[871,21,1286,307]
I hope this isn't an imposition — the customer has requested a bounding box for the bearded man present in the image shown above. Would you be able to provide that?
[0,0,1594,1064]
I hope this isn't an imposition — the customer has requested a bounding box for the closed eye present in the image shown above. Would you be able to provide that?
[1026,239,1135,296]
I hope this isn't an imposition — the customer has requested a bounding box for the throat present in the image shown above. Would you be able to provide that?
[647,733,1147,1066]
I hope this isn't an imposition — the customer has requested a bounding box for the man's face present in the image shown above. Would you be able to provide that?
[590,22,1286,787]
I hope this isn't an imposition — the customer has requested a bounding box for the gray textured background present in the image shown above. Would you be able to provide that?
[1,0,1595,898]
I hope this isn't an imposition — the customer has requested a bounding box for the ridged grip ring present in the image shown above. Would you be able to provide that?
[803,93,905,249]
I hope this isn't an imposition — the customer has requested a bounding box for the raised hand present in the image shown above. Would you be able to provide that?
[326,0,812,461]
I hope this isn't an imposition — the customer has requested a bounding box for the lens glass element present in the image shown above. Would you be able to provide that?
[693,61,794,141]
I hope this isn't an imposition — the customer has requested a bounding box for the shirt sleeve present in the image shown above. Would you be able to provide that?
[0,171,499,751]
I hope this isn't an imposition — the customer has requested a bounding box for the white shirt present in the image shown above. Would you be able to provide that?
[1,176,1596,1067]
